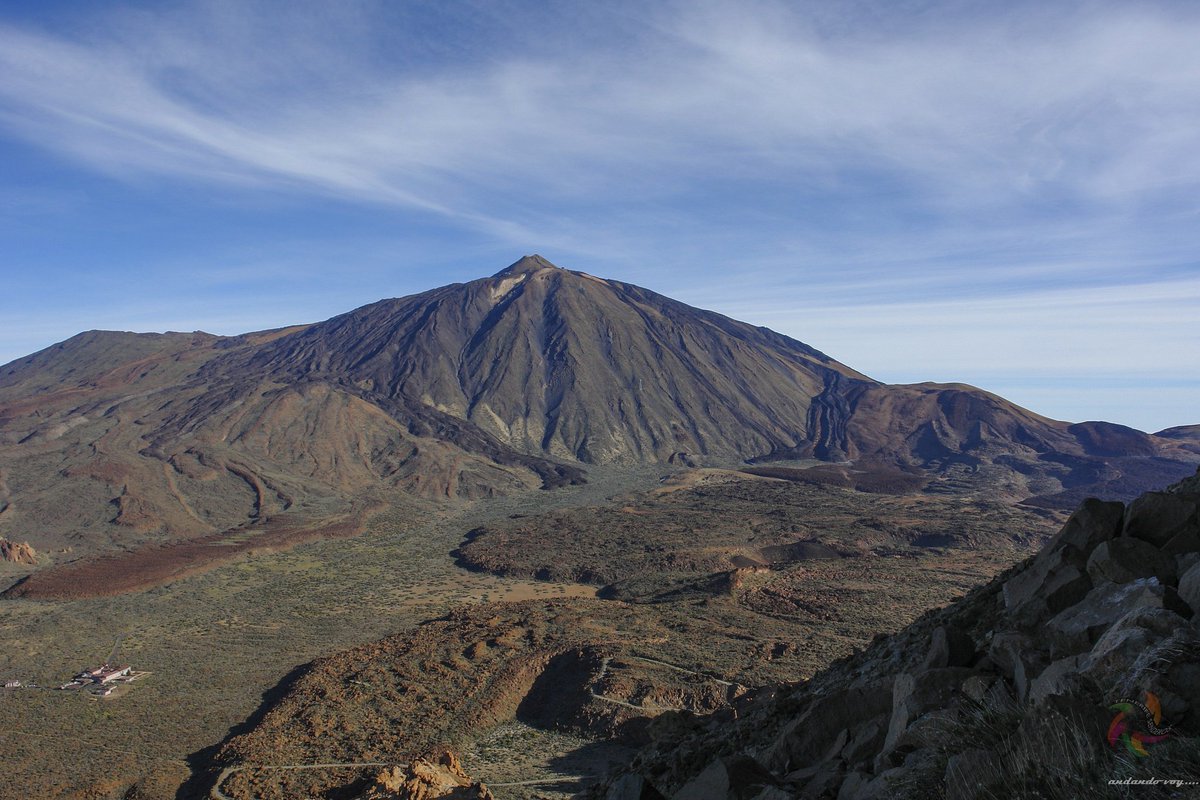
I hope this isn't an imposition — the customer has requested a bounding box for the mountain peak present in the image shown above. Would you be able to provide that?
[493,254,560,277]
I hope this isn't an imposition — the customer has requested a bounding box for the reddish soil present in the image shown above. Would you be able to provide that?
[1,506,380,600]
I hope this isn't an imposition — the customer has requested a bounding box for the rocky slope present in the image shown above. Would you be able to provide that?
[595,468,1200,799]
[0,255,1195,572]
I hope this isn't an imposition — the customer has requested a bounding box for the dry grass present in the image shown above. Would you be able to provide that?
[0,466,1059,799]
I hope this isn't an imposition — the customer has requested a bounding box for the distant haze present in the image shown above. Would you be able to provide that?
[1,1,1197,432]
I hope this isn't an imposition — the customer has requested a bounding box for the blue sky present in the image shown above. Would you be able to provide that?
[1,0,1197,432]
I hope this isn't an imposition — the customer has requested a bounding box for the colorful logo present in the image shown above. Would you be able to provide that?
[1108,691,1172,756]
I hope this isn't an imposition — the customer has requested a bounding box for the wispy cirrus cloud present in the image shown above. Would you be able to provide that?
[3,2,1200,220]
[1,1,1198,430]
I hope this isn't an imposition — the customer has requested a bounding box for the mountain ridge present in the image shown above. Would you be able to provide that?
[0,255,1196,572]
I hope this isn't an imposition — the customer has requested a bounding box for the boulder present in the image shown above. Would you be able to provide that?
[749,789,792,800]
[0,537,36,565]
[1124,492,1199,549]
[763,683,892,772]
[890,707,958,752]
[605,774,668,800]
[786,762,845,799]
[1168,661,1200,727]
[1045,578,1191,657]
[362,752,494,800]
[960,674,993,703]
[1176,551,1200,575]
[1178,562,1200,616]
[1161,527,1200,556]
[1003,499,1123,622]
[1003,561,1092,625]
[672,755,781,800]
[1046,498,1126,560]
[852,749,941,800]
[1028,654,1090,703]
[987,632,1047,702]
[1085,538,1175,586]
[1081,607,1193,692]
[836,772,873,800]
[840,714,888,770]
[922,625,976,670]
[1109,626,1200,715]
[884,668,975,753]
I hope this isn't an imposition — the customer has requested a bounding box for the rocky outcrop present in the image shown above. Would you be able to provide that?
[594,468,1200,799]
[357,752,494,800]
[0,536,35,564]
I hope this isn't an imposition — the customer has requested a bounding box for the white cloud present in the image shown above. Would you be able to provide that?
[2,2,1200,222]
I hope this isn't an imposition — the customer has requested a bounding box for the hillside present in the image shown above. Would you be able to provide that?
[593,468,1200,799]
[0,255,1195,585]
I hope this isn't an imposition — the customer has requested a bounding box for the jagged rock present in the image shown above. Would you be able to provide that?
[853,748,941,800]
[835,772,874,800]
[922,625,975,669]
[840,714,888,769]
[360,751,494,800]
[960,674,995,703]
[1080,607,1193,691]
[1178,561,1200,615]
[823,728,850,762]
[890,707,958,752]
[1110,626,1200,716]
[672,755,781,800]
[788,762,845,798]
[883,668,976,753]
[1086,537,1176,586]
[1028,654,1090,703]
[1045,577,1191,656]
[1162,526,1200,556]
[604,774,667,800]
[0,537,36,564]
[1124,492,1199,548]
[593,470,1200,800]
[1003,499,1123,623]
[943,748,1004,800]
[1003,560,1092,626]
[748,789,792,800]
[986,632,1046,702]
[763,683,892,772]
[1177,551,1200,575]
[1055,498,1127,556]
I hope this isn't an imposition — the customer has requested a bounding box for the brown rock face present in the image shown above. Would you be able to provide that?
[359,752,494,800]
[0,537,35,564]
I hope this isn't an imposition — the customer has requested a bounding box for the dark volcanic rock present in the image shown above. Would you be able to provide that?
[673,755,784,800]
[1085,537,1175,585]
[1179,562,1200,616]
[1124,492,1199,548]
[1002,498,1122,622]
[592,467,1200,799]
[1045,577,1190,657]
[922,625,976,670]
